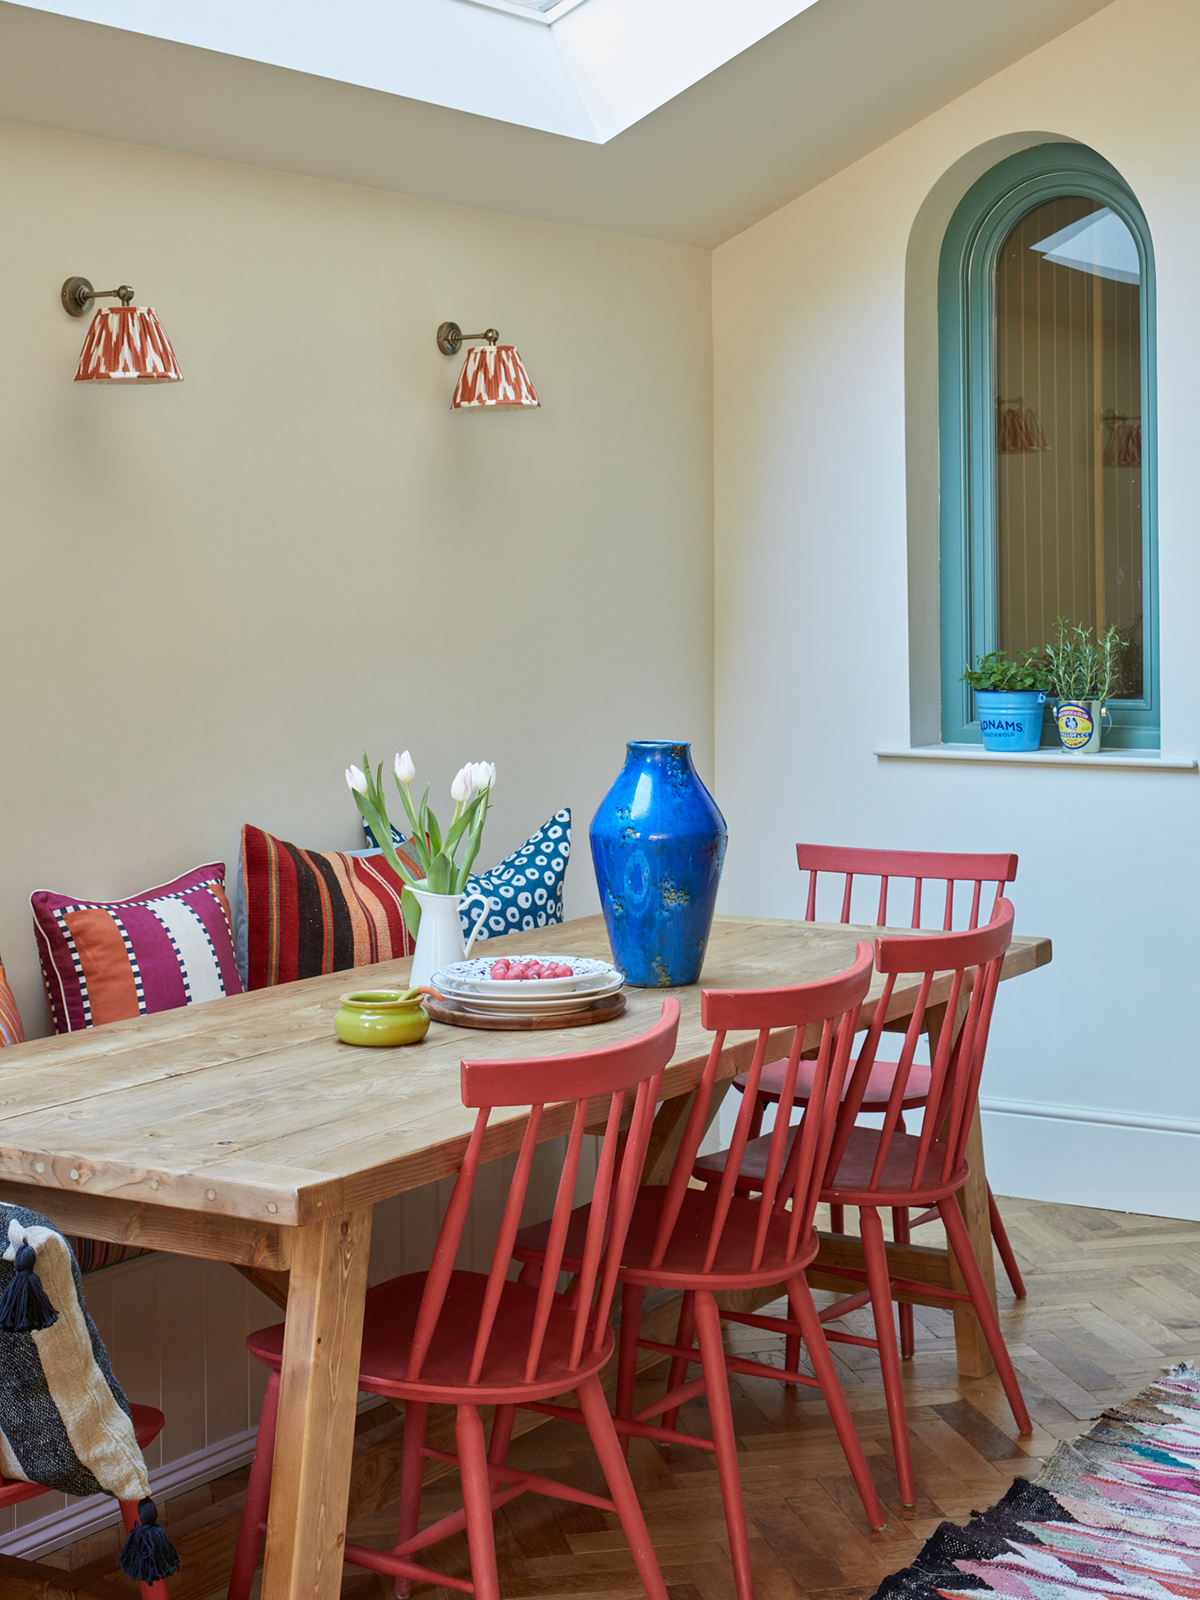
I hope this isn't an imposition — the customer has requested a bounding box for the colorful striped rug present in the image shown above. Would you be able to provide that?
[875,1363,1200,1600]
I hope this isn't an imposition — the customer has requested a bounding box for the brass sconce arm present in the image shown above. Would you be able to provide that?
[61,278,136,317]
[436,322,500,355]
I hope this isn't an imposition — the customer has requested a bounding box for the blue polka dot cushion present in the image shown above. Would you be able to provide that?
[362,809,571,940]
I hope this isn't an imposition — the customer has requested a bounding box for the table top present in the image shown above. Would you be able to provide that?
[0,915,1050,1231]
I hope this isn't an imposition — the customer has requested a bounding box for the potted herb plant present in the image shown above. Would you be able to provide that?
[1043,620,1126,753]
[961,648,1051,752]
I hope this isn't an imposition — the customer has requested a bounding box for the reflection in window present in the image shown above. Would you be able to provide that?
[994,198,1143,698]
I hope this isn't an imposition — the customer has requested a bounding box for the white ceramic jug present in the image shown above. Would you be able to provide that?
[408,886,492,990]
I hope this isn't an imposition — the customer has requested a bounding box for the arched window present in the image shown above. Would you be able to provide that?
[939,143,1158,748]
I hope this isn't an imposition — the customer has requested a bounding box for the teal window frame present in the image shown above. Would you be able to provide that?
[938,143,1159,749]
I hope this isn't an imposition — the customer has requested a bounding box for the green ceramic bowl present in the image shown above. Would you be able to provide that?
[334,989,430,1048]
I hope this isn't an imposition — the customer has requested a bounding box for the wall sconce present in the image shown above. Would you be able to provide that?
[436,322,539,410]
[61,277,182,384]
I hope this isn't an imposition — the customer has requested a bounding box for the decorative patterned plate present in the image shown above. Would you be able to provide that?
[432,955,620,997]
[430,976,625,1015]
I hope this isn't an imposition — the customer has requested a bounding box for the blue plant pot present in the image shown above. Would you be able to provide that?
[975,690,1046,752]
[589,741,727,988]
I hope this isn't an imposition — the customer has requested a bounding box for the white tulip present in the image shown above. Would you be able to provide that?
[450,765,476,804]
[471,761,496,792]
[395,750,415,784]
[346,765,368,794]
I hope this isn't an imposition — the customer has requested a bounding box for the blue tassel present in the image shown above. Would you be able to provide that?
[0,1242,58,1333]
[119,1499,181,1583]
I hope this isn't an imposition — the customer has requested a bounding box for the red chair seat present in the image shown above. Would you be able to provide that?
[735,1056,932,1110]
[694,1123,967,1205]
[248,1271,614,1406]
[823,1125,968,1204]
[0,1403,164,1509]
[516,1183,820,1293]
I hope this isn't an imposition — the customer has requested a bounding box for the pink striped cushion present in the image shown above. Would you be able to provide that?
[32,863,243,1035]
[0,960,25,1048]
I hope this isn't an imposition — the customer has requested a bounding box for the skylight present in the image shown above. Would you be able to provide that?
[18,0,820,143]
[463,0,586,17]
[472,0,560,12]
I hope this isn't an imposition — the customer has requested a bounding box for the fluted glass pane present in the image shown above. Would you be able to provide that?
[994,197,1143,698]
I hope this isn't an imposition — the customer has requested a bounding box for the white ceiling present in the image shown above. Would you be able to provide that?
[0,0,1116,247]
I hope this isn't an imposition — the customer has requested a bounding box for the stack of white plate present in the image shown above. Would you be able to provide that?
[431,955,624,1017]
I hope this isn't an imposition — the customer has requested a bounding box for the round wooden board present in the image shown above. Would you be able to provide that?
[425,991,627,1031]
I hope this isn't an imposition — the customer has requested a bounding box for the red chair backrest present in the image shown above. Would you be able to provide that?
[647,946,875,1276]
[826,899,1015,1194]
[405,1000,679,1388]
[796,843,1017,930]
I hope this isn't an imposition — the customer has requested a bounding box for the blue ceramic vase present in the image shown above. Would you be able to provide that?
[589,741,727,988]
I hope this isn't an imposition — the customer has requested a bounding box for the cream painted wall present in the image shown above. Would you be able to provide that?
[0,116,712,1540]
[0,116,714,1035]
[712,0,1200,1218]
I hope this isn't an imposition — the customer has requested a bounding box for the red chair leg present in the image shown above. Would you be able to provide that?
[860,1206,915,1506]
[117,1500,172,1600]
[694,1290,755,1600]
[783,1276,886,1529]
[892,1206,914,1359]
[748,1092,769,1139]
[988,1185,1027,1298]
[829,1203,845,1232]
[577,1373,670,1600]
[488,1403,516,1471]
[615,1282,645,1460]
[227,1367,279,1600]
[455,1403,502,1600]
[784,1326,802,1379]
[661,1290,696,1433]
[393,1398,429,1598]
[938,1200,1032,1434]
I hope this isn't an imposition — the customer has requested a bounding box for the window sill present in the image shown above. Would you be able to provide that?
[874,743,1197,772]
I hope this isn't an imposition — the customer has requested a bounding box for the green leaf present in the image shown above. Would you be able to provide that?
[455,793,490,892]
[401,886,421,941]
[425,807,443,855]
[443,792,483,856]
[393,769,422,839]
[427,852,453,895]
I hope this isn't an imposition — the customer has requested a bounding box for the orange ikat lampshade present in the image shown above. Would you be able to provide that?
[74,306,182,383]
[451,344,539,409]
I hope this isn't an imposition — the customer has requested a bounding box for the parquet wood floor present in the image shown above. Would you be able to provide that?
[44,1195,1200,1600]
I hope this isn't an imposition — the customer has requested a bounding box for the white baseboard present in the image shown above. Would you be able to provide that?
[0,1395,388,1560]
[980,1097,1200,1221]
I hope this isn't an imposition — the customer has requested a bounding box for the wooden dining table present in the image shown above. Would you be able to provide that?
[0,913,1049,1600]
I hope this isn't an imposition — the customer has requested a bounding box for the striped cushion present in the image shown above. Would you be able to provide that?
[65,1237,147,1273]
[241,825,419,990]
[32,863,243,1035]
[0,960,25,1047]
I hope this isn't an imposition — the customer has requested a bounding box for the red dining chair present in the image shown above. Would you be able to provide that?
[0,1406,170,1600]
[731,845,1025,1369]
[228,1002,680,1600]
[694,899,1032,1507]
[513,945,887,1600]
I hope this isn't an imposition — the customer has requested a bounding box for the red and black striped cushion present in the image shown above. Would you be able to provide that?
[241,825,419,990]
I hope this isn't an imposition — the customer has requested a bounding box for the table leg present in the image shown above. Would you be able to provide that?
[926,1002,998,1378]
[949,1104,999,1376]
[260,1207,373,1600]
